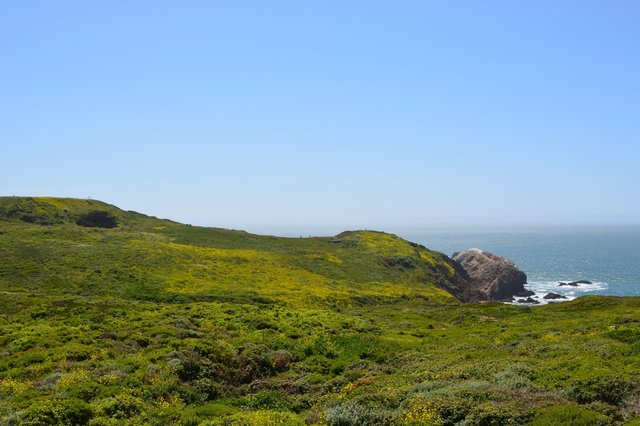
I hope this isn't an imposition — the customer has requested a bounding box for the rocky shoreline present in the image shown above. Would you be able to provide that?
[450,248,592,305]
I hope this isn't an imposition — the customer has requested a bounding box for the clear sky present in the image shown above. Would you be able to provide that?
[1,1,639,232]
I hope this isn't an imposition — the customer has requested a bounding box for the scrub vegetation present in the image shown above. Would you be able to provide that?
[0,197,639,425]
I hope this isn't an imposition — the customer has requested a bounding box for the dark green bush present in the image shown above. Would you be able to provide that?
[607,329,640,344]
[76,210,118,228]
[193,378,224,401]
[568,376,634,405]
[234,344,275,384]
[270,349,294,372]
[175,350,205,381]
[245,390,291,410]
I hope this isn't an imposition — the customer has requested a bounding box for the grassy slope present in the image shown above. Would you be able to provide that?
[0,197,639,425]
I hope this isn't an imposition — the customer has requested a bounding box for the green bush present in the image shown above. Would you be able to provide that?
[67,380,102,401]
[19,398,93,426]
[429,398,472,425]
[193,377,224,401]
[460,403,527,425]
[95,393,144,419]
[529,404,610,426]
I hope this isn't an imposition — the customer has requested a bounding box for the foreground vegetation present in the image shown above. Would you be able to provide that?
[1,197,639,425]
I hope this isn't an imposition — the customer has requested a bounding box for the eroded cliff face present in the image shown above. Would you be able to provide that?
[452,248,528,302]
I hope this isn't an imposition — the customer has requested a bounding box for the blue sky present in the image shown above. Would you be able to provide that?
[1,1,639,232]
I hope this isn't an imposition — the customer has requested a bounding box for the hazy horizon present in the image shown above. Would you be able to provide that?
[2,1,639,228]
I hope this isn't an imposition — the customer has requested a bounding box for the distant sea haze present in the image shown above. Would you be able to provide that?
[398,227,640,303]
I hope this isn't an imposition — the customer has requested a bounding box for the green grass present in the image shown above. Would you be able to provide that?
[0,196,639,425]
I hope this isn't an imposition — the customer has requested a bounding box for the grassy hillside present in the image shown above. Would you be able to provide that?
[0,197,639,425]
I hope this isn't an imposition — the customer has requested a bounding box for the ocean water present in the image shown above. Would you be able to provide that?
[396,227,640,304]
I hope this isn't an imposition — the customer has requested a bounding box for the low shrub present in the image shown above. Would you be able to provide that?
[621,392,640,421]
[460,403,528,425]
[325,402,398,426]
[271,350,294,372]
[245,390,291,411]
[193,378,224,401]
[95,393,145,419]
[19,398,93,426]
[428,397,473,426]
[201,409,304,425]
[529,404,610,426]
[568,376,634,405]
[492,363,534,390]
[606,329,640,344]
[401,397,443,425]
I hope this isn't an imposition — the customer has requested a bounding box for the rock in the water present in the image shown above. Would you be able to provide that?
[558,280,592,287]
[543,292,567,300]
[515,290,535,297]
[451,249,528,302]
[517,297,540,305]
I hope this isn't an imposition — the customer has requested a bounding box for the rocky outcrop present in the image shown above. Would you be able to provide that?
[543,292,567,300]
[451,249,528,302]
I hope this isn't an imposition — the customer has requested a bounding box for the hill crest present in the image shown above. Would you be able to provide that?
[0,196,465,306]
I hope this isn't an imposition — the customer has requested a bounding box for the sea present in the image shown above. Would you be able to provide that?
[397,227,640,304]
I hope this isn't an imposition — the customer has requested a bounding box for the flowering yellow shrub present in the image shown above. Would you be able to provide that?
[344,376,374,392]
[401,398,443,425]
[358,231,415,256]
[99,372,122,385]
[203,409,304,425]
[541,333,563,343]
[126,238,454,307]
[58,368,89,387]
[0,378,32,395]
